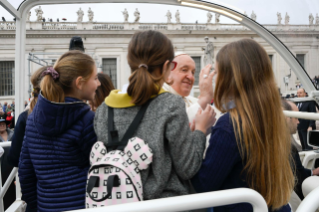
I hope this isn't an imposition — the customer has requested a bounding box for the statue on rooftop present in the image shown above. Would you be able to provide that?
[316,14,319,25]
[175,10,181,23]
[251,11,256,21]
[35,6,43,22]
[77,8,84,22]
[202,37,214,69]
[277,12,282,25]
[207,12,212,23]
[309,13,314,25]
[88,7,94,22]
[134,8,140,23]
[166,10,172,23]
[27,11,31,21]
[244,11,247,16]
[122,9,129,22]
[285,12,289,25]
[215,13,220,23]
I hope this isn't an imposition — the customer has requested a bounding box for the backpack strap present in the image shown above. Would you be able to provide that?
[107,100,152,151]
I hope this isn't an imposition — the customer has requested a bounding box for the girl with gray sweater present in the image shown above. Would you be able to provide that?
[94,30,216,200]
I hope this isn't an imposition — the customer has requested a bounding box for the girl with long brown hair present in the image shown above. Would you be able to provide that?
[192,39,294,212]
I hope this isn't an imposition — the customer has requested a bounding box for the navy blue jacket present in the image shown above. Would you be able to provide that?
[8,110,28,167]
[192,113,291,212]
[19,94,97,212]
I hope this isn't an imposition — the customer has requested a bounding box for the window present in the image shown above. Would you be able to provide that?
[296,54,305,69]
[102,58,117,88]
[191,56,201,85]
[0,61,15,96]
[268,55,273,64]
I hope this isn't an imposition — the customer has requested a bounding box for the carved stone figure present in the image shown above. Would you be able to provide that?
[175,10,180,23]
[244,11,247,16]
[277,12,282,25]
[202,37,214,69]
[166,10,172,23]
[215,13,220,23]
[316,13,319,25]
[88,7,94,22]
[285,12,290,25]
[35,6,43,22]
[77,8,84,22]
[251,11,256,21]
[309,13,314,25]
[207,12,212,23]
[27,11,31,21]
[122,9,129,22]
[134,8,140,23]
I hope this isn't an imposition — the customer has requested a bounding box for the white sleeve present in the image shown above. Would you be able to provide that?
[186,102,202,123]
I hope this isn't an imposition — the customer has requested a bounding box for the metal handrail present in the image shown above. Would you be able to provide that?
[72,188,268,212]
[283,111,319,121]
[296,186,319,212]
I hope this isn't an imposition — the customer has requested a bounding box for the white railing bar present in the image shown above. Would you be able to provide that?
[71,188,268,212]
[0,168,18,199]
[15,171,21,200]
[5,200,24,212]
[296,186,319,212]
[283,111,319,121]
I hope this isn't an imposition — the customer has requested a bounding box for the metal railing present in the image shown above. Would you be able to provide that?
[296,185,319,212]
[72,188,268,212]
[283,110,319,121]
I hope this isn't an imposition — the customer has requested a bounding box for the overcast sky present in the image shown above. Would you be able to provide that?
[1,0,318,24]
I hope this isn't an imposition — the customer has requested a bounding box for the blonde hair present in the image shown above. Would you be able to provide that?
[214,39,294,209]
[29,66,50,114]
[40,51,95,102]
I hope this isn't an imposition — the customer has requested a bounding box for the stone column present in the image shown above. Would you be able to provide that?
[77,22,83,30]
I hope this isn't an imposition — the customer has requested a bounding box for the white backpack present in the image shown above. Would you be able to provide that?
[86,102,153,208]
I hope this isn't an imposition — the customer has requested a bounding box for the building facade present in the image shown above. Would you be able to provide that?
[0,19,319,103]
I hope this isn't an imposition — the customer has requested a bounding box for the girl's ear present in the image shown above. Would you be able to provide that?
[75,76,84,90]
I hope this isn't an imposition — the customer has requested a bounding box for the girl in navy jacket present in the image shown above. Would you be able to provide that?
[19,51,100,212]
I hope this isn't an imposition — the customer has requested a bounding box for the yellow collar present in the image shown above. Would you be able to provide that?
[105,88,167,108]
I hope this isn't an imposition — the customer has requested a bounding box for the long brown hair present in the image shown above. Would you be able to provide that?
[214,39,294,209]
[40,50,95,102]
[92,73,115,111]
[29,66,50,114]
[127,30,174,105]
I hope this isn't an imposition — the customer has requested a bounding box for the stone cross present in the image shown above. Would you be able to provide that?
[203,37,214,69]
[285,12,290,25]
[166,10,172,23]
[251,11,256,21]
[277,12,282,25]
[35,6,43,22]
[207,12,213,23]
[122,9,129,22]
[77,8,84,22]
[134,8,140,23]
[88,7,94,22]
[175,10,181,23]
[215,13,220,23]
[309,13,314,25]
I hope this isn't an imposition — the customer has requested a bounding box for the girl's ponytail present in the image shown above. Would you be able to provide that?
[127,30,174,105]
[40,75,64,102]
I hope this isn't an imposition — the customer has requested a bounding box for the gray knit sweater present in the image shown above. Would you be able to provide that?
[94,92,206,200]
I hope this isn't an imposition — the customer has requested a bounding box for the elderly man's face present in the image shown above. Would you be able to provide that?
[297,88,306,97]
[168,55,196,97]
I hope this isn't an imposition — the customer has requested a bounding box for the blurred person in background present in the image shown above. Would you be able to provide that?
[0,117,13,142]
[7,66,50,167]
[89,73,114,111]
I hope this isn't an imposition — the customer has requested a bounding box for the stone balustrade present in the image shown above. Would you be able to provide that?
[0,21,318,31]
